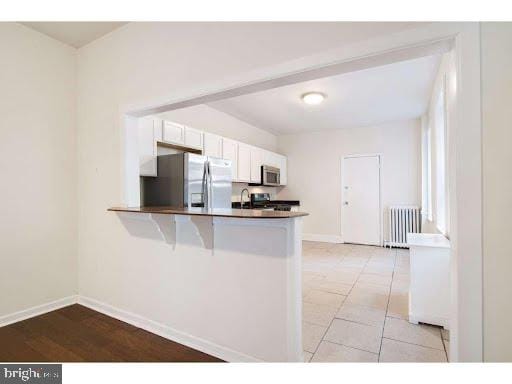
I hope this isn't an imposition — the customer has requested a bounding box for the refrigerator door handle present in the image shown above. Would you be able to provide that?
[202,161,209,208]
[207,161,213,210]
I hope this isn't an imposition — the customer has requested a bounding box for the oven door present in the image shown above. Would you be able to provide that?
[262,165,280,186]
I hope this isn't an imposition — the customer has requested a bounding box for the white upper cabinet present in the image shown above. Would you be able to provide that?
[162,121,185,145]
[138,117,162,176]
[263,150,280,168]
[184,126,203,149]
[237,142,251,183]
[222,138,238,181]
[140,118,288,185]
[154,118,163,142]
[203,132,223,158]
[250,146,263,183]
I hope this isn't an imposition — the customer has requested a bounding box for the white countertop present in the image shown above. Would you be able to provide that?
[407,233,451,248]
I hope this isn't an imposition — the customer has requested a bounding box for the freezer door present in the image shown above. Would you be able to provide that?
[184,153,207,208]
[207,157,232,209]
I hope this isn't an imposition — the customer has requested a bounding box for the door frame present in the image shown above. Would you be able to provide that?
[341,154,383,247]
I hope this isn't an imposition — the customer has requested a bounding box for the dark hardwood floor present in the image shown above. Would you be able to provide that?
[0,304,223,362]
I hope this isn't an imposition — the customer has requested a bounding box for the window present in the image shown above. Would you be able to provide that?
[421,114,433,222]
[434,79,447,234]
[426,122,433,222]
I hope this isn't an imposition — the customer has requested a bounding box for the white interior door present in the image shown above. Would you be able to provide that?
[342,155,381,246]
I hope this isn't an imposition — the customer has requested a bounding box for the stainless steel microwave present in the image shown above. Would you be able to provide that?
[261,165,280,186]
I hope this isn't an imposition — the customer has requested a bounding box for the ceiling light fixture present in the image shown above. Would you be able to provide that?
[301,92,326,105]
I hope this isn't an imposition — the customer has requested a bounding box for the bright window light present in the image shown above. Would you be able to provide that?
[435,79,447,235]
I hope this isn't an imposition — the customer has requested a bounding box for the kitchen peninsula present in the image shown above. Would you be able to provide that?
[109,206,307,218]
[108,205,308,362]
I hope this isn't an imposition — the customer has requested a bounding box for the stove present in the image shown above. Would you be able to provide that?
[250,193,292,211]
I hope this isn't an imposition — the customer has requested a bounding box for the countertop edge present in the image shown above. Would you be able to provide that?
[406,233,451,248]
[107,207,309,219]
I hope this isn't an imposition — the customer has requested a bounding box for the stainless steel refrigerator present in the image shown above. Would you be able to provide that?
[141,153,232,209]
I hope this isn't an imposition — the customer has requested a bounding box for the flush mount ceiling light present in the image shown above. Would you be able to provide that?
[301,92,326,105]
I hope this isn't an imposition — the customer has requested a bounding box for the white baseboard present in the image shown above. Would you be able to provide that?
[302,233,343,243]
[0,295,78,327]
[1,294,261,362]
[77,295,260,363]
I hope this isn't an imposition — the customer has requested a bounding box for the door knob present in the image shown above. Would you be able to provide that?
[344,201,349,205]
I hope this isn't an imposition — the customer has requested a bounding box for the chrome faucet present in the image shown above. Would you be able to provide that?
[240,188,250,209]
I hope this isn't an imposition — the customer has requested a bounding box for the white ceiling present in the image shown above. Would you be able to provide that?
[208,54,441,135]
[21,22,127,48]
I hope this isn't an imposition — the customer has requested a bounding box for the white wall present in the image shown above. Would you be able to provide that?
[0,23,77,317]
[157,105,277,152]
[277,119,421,241]
[481,22,512,362]
[75,22,422,354]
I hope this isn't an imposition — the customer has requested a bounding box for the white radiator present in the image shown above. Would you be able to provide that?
[386,206,421,248]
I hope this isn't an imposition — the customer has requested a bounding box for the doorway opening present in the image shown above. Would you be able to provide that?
[121,25,482,362]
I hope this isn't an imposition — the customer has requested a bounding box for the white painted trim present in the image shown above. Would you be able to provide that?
[123,39,452,118]
[77,296,261,363]
[0,296,78,327]
[0,294,262,362]
[302,233,343,244]
[446,24,482,362]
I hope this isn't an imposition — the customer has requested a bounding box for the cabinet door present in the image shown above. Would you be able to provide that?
[222,138,238,181]
[203,132,223,158]
[263,150,280,168]
[138,116,159,176]
[277,154,287,185]
[184,126,203,149]
[237,143,251,183]
[250,146,263,183]
[153,117,163,142]
[162,121,185,145]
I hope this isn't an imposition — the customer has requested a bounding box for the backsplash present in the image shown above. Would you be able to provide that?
[231,184,277,202]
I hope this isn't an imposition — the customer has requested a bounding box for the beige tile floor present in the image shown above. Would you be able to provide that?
[302,241,450,363]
